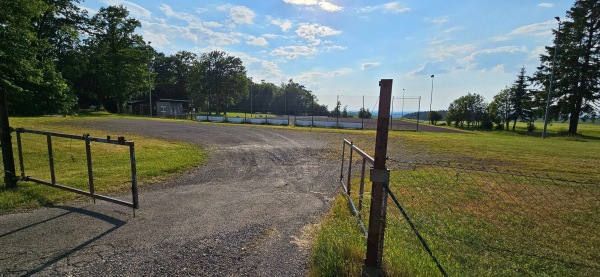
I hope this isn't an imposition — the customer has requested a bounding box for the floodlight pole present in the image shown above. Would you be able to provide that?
[147,41,152,117]
[250,77,253,118]
[401,88,405,118]
[429,75,434,124]
[542,17,561,139]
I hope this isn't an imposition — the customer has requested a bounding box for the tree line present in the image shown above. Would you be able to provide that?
[0,0,329,117]
[440,0,598,135]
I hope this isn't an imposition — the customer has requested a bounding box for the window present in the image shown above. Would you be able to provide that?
[160,106,166,113]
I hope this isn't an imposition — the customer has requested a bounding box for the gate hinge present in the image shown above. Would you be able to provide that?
[370,168,390,183]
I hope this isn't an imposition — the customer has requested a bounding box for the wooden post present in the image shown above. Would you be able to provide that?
[363,79,392,276]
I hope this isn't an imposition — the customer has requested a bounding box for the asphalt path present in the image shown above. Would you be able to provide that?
[0,118,343,276]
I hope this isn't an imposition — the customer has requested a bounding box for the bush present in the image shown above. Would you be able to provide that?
[481,121,494,129]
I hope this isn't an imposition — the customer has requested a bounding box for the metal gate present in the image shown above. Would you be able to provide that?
[15,128,139,210]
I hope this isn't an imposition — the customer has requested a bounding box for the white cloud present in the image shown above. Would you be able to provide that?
[408,61,451,76]
[490,64,506,73]
[231,52,287,82]
[319,1,343,12]
[426,44,477,60]
[295,68,353,84]
[529,45,547,60]
[325,45,347,51]
[204,21,224,28]
[508,20,557,38]
[270,45,318,59]
[139,29,171,48]
[427,38,450,45]
[247,36,269,47]
[426,16,449,24]
[160,4,201,24]
[284,0,318,5]
[142,18,242,47]
[101,0,151,18]
[295,23,342,45]
[359,2,410,14]
[361,62,380,70]
[224,5,256,25]
[459,46,528,64]
[538,3,554,8]
[443,26,463,33]
[283,0,343,12]
[271,18,294,32]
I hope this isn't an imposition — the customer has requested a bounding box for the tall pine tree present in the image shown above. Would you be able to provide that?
[534,0,600,135]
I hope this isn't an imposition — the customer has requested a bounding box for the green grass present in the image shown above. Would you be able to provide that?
[0,115,207,213]
[310,122,600,276]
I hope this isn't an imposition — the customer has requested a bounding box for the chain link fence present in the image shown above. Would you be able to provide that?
[383,160,600,276]
[191,94,423,130]
[339,141,600,275]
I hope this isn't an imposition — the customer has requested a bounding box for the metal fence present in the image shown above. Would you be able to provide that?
[339,141,600,276]
[193,94,423,130]
[15,128,139,211]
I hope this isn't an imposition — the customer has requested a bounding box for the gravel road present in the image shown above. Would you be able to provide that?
[0,118,345,276]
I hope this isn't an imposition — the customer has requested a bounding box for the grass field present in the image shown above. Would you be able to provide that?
[0,115,207,214]
[2,113,599,275]
[310,121,600,276]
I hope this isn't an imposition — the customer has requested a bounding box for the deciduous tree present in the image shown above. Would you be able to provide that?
[187,51,247,115]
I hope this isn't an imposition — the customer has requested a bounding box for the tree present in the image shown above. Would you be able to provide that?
[446,93,487,127]
[489,87,513,130]
[428,111,442,125]
[187,50,247,115]
[330,101,342,117]
[0,0,49,186]
[358,107,372,119]
[153,51,198,100]
[533,0,600,135]
[510,67,535,130]
[88,5,148,113]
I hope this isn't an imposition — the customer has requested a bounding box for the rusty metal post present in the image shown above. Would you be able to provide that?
[16,130,25,178]
[340,141,346,182]
[129,142,139,210]
[85,135,95,203]
[363,79,392,276]
[358,158,366,211]
[416,96,421,132]
[347,143,353,195]
[47,134,56,185]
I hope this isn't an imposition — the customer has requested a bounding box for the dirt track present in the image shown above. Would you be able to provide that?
[0,118,345,276]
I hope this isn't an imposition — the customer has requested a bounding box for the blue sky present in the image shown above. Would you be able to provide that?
[79,0,574,111]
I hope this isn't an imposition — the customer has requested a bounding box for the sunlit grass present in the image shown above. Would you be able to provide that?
[311,121,600,276]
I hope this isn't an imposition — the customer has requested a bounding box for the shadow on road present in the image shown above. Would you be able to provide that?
[5,206,127,276]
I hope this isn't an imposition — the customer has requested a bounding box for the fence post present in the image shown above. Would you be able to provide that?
[347,142,353,195]
[85,135,95,203]
[363,79,392,276]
